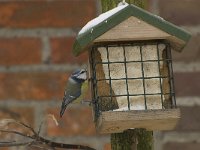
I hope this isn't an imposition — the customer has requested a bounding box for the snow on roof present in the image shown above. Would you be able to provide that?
[78,2,129,35]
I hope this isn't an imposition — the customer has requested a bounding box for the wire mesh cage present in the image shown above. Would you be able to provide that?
[89,40,176,121]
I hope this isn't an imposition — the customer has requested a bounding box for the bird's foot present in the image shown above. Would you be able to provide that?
[81,100,93,106]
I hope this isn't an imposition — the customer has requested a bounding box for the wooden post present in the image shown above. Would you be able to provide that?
[111,129,137,150]
[100,0,153,150]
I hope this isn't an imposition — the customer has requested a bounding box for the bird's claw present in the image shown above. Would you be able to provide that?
[81,100,93,106]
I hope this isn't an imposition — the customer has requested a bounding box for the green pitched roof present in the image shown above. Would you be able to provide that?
[73,4,191,56]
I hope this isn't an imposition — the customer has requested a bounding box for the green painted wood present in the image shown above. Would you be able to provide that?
[73,2,191,56]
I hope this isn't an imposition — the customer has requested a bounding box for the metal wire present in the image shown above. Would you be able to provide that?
[96,76,172,81]
[97,92,174,97]
[90,48,100,119]
[122,46,131,110]
[90,40,176,119]
[156,43,164,108]
[106,46,113,111]
[139,45,147,109]
[95,59,172,64]
[166,43,177,108]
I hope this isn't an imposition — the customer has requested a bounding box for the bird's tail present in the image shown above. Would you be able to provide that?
[60,101,69,117]
[60,106,66,118]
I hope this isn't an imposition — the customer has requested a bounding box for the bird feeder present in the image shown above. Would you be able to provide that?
[73,4,191,134]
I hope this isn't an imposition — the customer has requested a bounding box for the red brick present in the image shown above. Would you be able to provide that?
[0,1,96,28]
[159,0,200,25]
[164,142,200,150]
[0,72,68,100]
[0,148,9,150]
[51,37,88,64]
[172,34,200,62]
[104,143,111,150]
[0,107,34,139]
[0,38,41,65]
[175,107,200,131]
[174,72,200,97]
[47,107,96,136]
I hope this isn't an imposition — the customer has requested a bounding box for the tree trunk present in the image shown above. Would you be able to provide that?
[100,0,153,150]
[101,0,146,12]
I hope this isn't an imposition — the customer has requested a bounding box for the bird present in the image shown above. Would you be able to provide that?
[60,68,87,117]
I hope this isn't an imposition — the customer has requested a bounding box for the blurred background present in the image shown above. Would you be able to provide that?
[0,0,199,150]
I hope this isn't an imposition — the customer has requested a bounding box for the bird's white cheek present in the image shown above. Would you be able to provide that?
[78,73,87,80]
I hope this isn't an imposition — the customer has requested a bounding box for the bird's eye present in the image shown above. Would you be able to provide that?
[80,70,86,74]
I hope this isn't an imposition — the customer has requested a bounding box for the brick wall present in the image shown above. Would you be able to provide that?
[149,0,200,149]
[0,0,199,150]
[0,0,110,150]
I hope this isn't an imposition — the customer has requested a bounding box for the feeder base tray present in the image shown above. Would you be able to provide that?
[96,108,180,134]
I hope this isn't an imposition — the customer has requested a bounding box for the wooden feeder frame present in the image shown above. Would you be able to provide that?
[89,40,180,133]
[96,109,180,134]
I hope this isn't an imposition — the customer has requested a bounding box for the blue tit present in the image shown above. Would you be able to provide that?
[60,68,87,117]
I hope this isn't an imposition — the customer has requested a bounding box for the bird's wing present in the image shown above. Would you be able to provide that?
[60,93,77,117]
[62,89,81,106]
[60,82,81,117]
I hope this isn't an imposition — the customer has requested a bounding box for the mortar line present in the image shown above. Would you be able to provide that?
[0,28,77,38]
[0,100,94,108]
[176,97,200,107]
[162,132,200,143]
[0,62,199,73]
[173,62,200,72]
[41,36,51,64]
[34,103,47,136]
[0,64,86,73]
[0,25,197,36]
[181,25,200,34]
[96,0,101,15]
[150,0,159,15]
[1,97,199,107]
